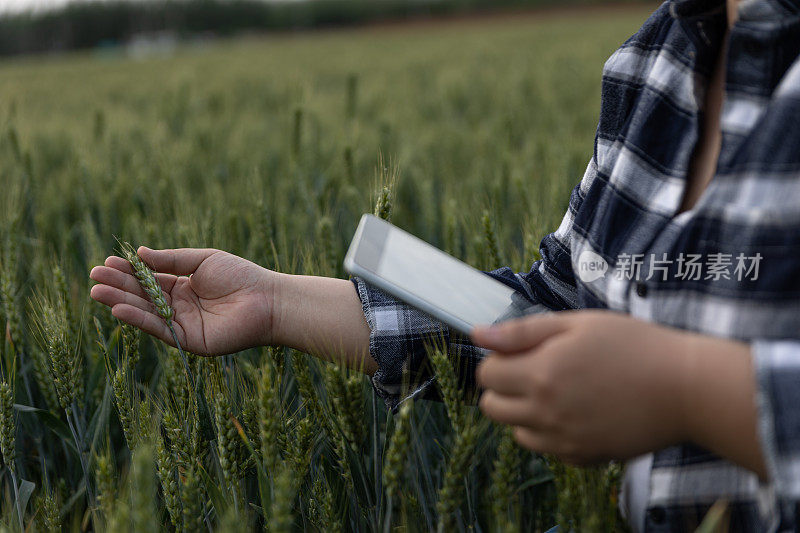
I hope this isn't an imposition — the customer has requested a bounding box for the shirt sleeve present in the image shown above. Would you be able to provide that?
[751,340,800,499]
[353,157,598,412]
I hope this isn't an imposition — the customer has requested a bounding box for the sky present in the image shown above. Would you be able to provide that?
[0,0,72,13]
[0,0,302,15]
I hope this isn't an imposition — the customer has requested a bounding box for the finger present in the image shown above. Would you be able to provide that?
[90,284,159,314]
[479,390,534,426]
[111,304,175,347]
[90,266,147,299]
[104,255,134,275]
[472,313,567,354]
[104,256,179,290]
[512,426,553,454]
[90,265,179,296]
[513,427,585,464]
[137,246,219,275]
[476,354,531,395]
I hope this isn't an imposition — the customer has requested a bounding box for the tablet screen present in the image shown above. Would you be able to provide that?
[347,215,526,332]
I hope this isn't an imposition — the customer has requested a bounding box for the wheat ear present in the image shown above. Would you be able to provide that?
[118,240,195,390]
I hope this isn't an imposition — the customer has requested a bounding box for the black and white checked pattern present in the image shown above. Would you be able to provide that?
[354,0,800,529]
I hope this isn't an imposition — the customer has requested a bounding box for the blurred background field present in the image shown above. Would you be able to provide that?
[0,0,654,57]
[0,5,654,531]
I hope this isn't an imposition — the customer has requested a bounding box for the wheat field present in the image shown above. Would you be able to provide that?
[0,7,652,531]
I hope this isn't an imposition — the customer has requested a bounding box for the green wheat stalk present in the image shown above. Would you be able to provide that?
[118,240,195,392]
[482,209,502,270]
[490,426,522,532]
[95,445,116,524]
[436,422,480,532]
[0,375,22,529]
[155,430,182,530]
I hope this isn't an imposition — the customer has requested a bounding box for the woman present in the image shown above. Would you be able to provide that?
[90,0,800,529]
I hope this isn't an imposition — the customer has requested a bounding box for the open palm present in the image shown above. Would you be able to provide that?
[90,247,274,356]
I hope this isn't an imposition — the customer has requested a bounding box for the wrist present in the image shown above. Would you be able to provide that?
[261,270,290,347]
[638,325,698,448]
[260,273,374,373]
[677,334,732,446]
[674,333,765,475]
[672,331,703,444]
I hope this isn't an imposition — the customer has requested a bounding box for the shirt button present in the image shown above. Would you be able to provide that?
[647,506,666,524]
[635,282,648,298]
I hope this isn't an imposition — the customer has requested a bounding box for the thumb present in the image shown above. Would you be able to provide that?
[137,246,218,276]
[472,313,567,354]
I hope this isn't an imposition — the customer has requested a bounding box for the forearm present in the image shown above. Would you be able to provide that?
[272,273,376,375]
[678,333,766,478]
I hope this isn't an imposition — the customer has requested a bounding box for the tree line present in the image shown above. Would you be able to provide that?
[0,0,646,57]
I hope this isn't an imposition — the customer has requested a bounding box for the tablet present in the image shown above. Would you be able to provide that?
[343,214,528,335]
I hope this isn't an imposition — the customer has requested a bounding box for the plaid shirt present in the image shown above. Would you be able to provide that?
[353,0,800,530]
